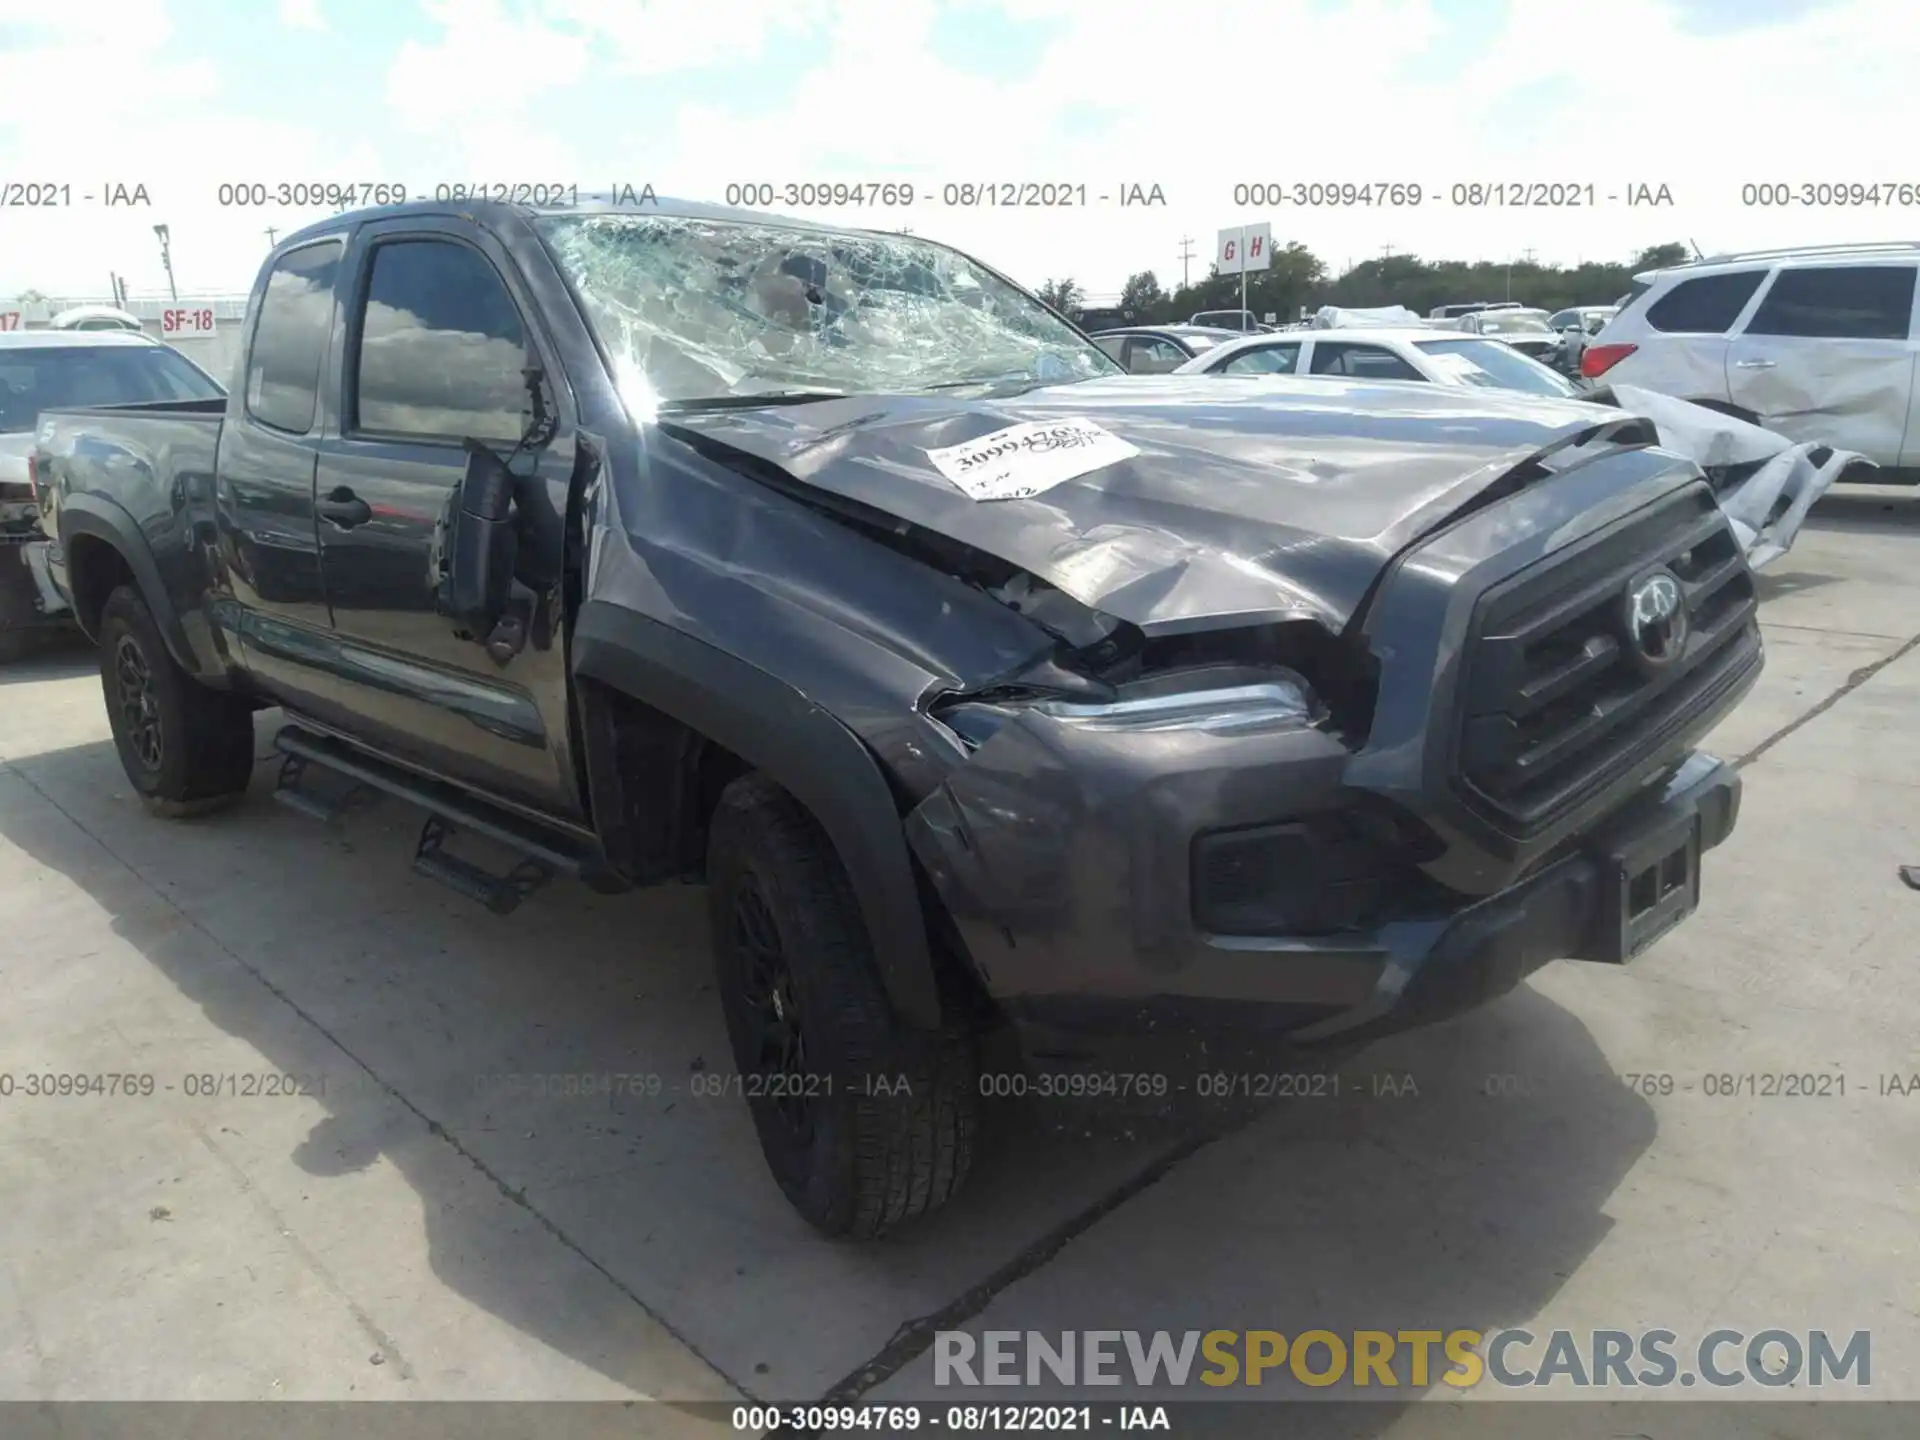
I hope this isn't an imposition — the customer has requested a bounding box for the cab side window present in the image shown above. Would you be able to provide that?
[351,238,530,443]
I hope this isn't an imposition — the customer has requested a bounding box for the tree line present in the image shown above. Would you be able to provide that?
[1034,243,1693,327]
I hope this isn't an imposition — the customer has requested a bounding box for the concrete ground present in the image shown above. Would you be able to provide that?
[1,487,1917,1436]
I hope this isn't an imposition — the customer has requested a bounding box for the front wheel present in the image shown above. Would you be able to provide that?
[97,585,255,816]
[706,773,978,1238]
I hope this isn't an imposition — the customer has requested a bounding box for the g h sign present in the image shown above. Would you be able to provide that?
[1216,223,1273,274]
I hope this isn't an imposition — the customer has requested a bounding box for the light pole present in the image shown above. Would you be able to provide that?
[153,224,178,301]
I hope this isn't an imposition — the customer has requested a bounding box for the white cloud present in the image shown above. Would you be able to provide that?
[4,0,1919,297]
[278,0,325,30]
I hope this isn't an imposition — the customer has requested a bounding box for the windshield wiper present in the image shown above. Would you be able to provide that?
[659,390,849,412]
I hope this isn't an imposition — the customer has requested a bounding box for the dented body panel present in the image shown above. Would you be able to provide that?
[663,378,1625,638]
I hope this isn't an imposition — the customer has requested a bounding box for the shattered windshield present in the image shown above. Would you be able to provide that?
[537,213,1120,405]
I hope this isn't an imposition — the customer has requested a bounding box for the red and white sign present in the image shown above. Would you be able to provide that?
[161,307,217,338]
[1216,222,1273,275]
[0,311,21,331]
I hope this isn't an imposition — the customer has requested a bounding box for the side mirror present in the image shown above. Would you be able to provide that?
[440,442,519,639]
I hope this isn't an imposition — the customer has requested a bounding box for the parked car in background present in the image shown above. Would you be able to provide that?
[1070,305,1133,332]
[1582,243,1920,476]
[1188,309,1272,333]
[1547,306,1619,336]
[48,305,145,333]
[1091,324,1243,372]
[1451,307,1561,362]
[0,329,225,659]
[1428,301,1524,321]
[1172,327,1583,398]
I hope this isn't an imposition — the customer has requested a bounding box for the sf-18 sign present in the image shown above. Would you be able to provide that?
[162,307,217,338]
[1216,222,1272,274]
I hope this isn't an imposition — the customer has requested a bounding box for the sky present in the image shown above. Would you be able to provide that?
[1,0,1916,302]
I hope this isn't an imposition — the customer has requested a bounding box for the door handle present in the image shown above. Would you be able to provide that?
[317,486,373,528]
[1734,358,1777,369]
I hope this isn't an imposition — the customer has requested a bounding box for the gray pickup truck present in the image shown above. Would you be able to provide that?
[31,197,1760,1237]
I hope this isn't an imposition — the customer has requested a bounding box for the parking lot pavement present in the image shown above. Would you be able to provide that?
[0,488,1917,1427]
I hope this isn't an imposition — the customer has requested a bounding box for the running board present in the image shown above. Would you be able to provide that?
[272,726,597,915]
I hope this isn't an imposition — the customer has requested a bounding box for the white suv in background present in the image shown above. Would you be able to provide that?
[1582,243,1920,474]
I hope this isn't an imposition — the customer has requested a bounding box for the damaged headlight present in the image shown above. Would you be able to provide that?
[1036,678,1319,735]
[934,669,1323,750]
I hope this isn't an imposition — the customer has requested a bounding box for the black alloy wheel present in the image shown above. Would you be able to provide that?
[113,632,164,771]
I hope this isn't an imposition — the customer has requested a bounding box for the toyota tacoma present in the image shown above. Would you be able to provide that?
[31,198,1760,1237]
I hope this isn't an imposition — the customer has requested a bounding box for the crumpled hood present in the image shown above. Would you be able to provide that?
[661,374,1626,635]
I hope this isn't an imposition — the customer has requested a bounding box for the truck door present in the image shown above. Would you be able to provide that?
[219,237,345,709]
[310,218,583,820]
[1726,262,1918,466]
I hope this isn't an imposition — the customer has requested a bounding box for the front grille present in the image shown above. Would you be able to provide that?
[1456,484,1759,835]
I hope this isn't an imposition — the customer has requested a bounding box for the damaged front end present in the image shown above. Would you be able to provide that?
[889,440,1756,1075]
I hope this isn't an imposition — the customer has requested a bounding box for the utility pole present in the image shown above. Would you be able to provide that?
[265,226,279,247]
[152,223,178,301]
[1177,235,1195,290]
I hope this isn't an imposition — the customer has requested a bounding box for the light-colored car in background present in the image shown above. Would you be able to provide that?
[1547,305,1619,336]
[1581,242,1920,476]
[1090,324,1245,372]
[1427,301,1524,321]
[1171,326,1582,399]
[1447,306,1561,362]
[48,304,145,332]
[1187,309,1273,333]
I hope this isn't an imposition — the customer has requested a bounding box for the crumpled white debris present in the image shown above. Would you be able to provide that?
[1595,383,1867,571]
[1311,304,1424,329]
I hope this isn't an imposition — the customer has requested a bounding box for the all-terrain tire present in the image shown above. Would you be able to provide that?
[707,772,978,1239]
[97,585,255,816]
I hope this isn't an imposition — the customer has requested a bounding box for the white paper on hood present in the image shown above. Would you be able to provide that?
[924,418,1141,501]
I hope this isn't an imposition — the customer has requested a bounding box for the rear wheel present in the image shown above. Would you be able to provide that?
[97,585,255,816]
[707,773,978,1238]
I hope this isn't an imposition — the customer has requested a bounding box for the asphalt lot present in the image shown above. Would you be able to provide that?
[2,487,1917,1437]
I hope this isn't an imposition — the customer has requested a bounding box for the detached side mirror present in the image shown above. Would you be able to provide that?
[440,441,520,640]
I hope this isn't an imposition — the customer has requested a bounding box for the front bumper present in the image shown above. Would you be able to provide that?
[910,728,1739,1071]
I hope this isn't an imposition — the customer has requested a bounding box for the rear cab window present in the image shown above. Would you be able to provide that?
[1644,270,1766,333]
[1743,264,1917,339]
[246,240,345,434]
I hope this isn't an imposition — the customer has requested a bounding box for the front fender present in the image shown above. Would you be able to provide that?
[571,598,943,1031]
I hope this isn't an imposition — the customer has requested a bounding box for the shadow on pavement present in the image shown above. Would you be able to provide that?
[0,729,1664,1430]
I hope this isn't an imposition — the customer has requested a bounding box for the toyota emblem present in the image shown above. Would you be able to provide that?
[1623,568,1689,672]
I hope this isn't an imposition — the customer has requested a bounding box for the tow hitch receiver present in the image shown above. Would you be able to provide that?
[1592,810,1701,963]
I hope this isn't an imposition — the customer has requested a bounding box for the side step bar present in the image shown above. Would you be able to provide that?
[272,726,600,915]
